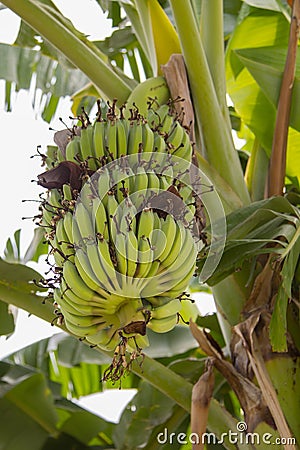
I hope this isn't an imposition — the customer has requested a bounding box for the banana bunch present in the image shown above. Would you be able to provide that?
[46,168,198,348]
[36,87,202,376]
[43,96,193,175]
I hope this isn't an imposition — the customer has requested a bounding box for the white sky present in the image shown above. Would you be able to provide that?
[0,0,215,423]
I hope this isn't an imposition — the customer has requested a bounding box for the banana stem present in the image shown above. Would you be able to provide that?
[169,0,250,208]
[245,138,269,201]
[2,0,133,103]
[200,0,231,130]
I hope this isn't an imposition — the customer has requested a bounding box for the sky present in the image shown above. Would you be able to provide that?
[0,0,216,423]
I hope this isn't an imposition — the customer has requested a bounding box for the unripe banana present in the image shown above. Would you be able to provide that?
[114,232,127,276]
[62,184,73,204]
[116,118,128,158]
[55,217,74,262]
[160,110,174,136]
[74,201,95,241]
[80,125,97,170]
[136,236,153,278]
[48,189,62,209]
[93,119,106,160]
[106,119,118,160]
[142,121,155,154]
[137,208,155,240]
[166,122,185,152]
[66,136,81,162]
[62,258,95,298]
[147,314,178,333]
[92,197,108,239]
[105,191,120,243]
[151,298,181,319]
[127,120,143,155]
[172,128,192,162]
[126,76,170,116]
[126,229,139,278]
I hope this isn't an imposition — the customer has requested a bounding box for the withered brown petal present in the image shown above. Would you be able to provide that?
[38,161,83,190]
[123,321,147,336]
[54,127,81,157]
[53,130,72,156]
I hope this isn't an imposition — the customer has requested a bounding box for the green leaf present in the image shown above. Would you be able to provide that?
[234,46,300,133]
[0,258,47,295]
[24,228,48,263]
[0,43,89,122]
[95,27,147,81]
[4,228,47,265]
[2,0,135,108]
[113,380,187,449]
[226,9,300,184]
[4,229,21,262]
[266,357,300,443]
[0,259,58,328]
[0,370,58,448]
[269,230,300,351]
[57,405,116,446]
[196,313,226,349]
[0,301,15,336]
[241,0,285,12]
[8,334,110,398]
[0,360,117,448]
[198,197,299,285]
[145,326,198,358]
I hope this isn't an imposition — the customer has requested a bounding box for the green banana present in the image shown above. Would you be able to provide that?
[166,122,185,152]
[92,196,108,239]
[157,214,177,262]
[116,117,128,158]
[114,232,127,276]
[126,76,170,116]
[63,259,100,302]
[127,119,143,155]
[136,236,153,278]
[80,125,97,170]
[62,184,73,203]
[151,298,181,319]
[142,120,155,154]
[66,136,81,162]
[126,229,139,278]
[105,191,120,243]
[74,201,95,240]
[93,119,106,160]
[172,127,192,162]
[106,119,118,160]
[137,208,155,240]
[148,314,178,333]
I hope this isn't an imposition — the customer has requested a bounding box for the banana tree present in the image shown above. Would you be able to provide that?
[0,0,299,449]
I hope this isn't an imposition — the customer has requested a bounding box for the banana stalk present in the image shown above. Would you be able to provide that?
[169,0,250,207]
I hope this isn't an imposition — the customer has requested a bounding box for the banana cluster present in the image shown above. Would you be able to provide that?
[50,100,193,173]
[37,97,202,368]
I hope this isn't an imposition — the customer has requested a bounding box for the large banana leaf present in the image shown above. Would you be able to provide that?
[0,43,89,121]
[0,360,116,449]
[226,7,300,185]
[198,197,299,285]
